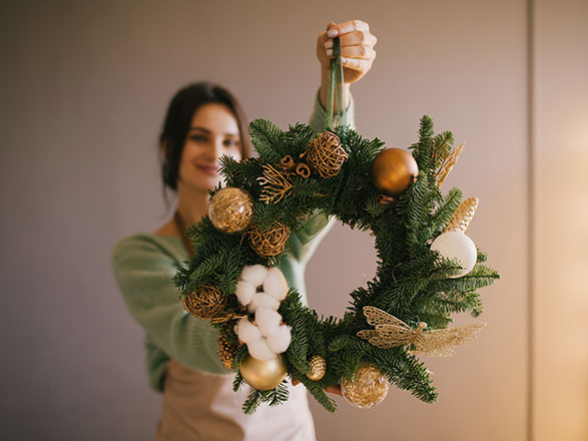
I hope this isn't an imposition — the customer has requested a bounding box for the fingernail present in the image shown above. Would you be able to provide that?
[340,57,347,63]
[324,40,333,49]
[326,49,333,56]
[327,28,338,38]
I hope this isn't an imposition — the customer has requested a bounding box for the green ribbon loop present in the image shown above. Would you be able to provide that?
[325,37,346,130]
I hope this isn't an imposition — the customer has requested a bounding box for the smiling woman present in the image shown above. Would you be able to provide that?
[111,19,378,441]
[180,103,243,189]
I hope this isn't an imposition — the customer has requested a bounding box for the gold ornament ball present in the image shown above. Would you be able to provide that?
[240,355,287,391]
[208,187,254,233]
[341,363,390,409]
[307,355,327,381]
[371,148,419,196]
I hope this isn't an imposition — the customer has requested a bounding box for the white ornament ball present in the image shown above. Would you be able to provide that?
[240,264,268,286]
[247,293,281,313]
[235,318,262,344]
[255,308,282,337]
[247,339,276,361]
[430,231,477,278]
[263,267,289,301]
[266,324,292,354]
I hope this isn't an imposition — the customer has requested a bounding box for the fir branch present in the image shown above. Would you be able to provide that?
[248,119,284,163]
[242,388,263,414]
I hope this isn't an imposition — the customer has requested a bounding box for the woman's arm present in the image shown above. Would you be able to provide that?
[111,235,228,375]
[292,20,377,263]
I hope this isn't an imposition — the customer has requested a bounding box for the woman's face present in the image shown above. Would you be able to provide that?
[177,103,243,193]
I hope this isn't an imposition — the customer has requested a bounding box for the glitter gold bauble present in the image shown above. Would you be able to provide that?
[240,354,288,391]
[341,363,389,409]
[370,148,419,196]
[182,283,227,320]
[248,222,290,257]
[208,187,254,233]
[305,131,349,178]
[307,355,326,381]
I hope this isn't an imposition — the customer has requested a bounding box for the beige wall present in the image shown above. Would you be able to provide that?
[0,1,585,440]
[533,1,588,439]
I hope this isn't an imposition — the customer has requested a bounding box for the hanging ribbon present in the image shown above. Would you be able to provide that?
[325,37,347,130]
[324,36,349,212]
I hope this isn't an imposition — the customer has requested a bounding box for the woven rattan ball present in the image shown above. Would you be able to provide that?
[248,222,290,257]
[305,132,349,178]
[182,283,227,320]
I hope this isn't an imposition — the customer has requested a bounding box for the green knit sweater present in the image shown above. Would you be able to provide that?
[111,92,354,392]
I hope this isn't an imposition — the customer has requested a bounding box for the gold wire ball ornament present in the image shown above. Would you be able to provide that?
[248,222,290,257]
[208,187,254,233]
[182,283,227,320]
[240,354,288,391]
[443,197,479,234]
[304,131,349,178]
[370,148,419,196]
[341,363,390,409]
[307,355,327,381]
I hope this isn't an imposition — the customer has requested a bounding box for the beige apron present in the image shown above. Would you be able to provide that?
[156,358,317,441]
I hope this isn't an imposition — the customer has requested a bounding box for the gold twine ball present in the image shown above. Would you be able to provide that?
[208,187,254,233]
[240,354,288,391]
[248,222,290,257]
[305,132,349,178]
[307,355,326,381]
[371,148,419,196]
[341,363,390,409]
[217,332,237,370]
[182,283,227,320]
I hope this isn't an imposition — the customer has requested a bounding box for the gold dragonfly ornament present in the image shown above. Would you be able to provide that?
[357,306,486,357]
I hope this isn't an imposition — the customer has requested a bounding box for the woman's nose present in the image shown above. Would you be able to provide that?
[209,138,224,160]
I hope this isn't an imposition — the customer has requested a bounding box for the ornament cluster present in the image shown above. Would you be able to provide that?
[175,116,499,414]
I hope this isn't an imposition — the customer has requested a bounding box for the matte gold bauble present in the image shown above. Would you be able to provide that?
[341,363,389,409]
[370,148,419,196]
[307,355,326,381]
[208,187,254,233]
[240,354,287,391]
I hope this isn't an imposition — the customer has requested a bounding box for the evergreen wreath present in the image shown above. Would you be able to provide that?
[173,39,499,414]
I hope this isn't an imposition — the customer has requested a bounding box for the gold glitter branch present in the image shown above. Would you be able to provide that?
[257,164,293,204]
[436,142,465,187]
[357,306,486,357]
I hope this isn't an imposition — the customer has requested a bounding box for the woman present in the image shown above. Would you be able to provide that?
[112,20,377,441]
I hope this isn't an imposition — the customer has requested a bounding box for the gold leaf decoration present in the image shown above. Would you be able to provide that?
[443,197,479,233]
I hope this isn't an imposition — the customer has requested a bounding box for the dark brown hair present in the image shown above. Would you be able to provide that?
[159,82,252,195]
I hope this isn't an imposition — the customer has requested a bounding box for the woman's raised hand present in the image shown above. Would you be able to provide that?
[316,19,377,85]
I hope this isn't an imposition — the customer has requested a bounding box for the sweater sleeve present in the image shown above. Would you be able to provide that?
[285,90,356,263]
[111,235,228,375]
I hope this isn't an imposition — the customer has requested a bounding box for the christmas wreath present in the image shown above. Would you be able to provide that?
[174,40,499,413]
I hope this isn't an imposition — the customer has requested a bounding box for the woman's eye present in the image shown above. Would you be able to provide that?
[190,134,208,142]
[224,139,238,147]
